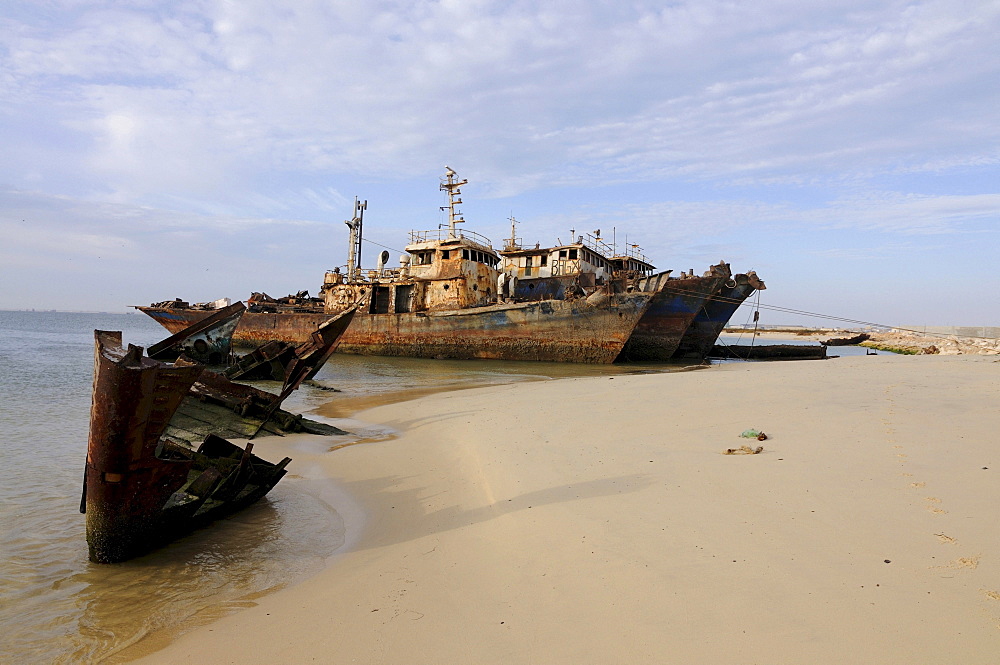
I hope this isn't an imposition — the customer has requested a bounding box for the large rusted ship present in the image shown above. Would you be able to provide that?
[497,223,761,361]
[137,169,655,364]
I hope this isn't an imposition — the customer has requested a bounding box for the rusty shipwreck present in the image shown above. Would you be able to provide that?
[137,168,655,364]
[81,309,352,563]
[497,222,764,361]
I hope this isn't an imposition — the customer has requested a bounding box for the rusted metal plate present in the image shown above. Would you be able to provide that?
[139,292,652,363]
[81,331,319,563]
[617,273,726,361]
[83,331,205,563]
[335,292,653,363]
[672,271,766,360]
[146,301,245,364]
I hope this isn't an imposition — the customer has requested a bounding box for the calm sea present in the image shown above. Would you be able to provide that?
[1,310,686,663]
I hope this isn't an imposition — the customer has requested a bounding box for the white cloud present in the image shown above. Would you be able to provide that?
[1,0,999,321]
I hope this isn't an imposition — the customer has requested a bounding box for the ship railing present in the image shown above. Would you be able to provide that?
[575,231,618,260]
[409,227,494,249]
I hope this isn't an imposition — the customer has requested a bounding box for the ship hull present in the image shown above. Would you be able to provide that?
[83,331,290,563]
[671,276,760,359]
[139,292,652,364]
[616,273,725,361]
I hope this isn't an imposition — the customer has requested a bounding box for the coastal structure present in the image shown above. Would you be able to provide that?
[138,169,655,364]
[498,224,760,361]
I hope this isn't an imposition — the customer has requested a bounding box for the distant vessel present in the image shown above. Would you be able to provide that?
[137,169,655,364]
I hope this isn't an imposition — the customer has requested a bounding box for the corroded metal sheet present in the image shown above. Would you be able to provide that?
[83,331,205,563]
[617,273,726,361]
[146,301,245,364]
[82,331,298,563]
[672,272,765,359]
[335,292,653,363]
[139,293,653,363]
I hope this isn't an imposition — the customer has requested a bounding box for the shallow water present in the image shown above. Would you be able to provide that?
[0,310,693,663]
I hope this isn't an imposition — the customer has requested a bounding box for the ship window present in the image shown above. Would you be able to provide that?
[568,249,578,260]
[463,249,469,259]
[559,250,567,258]
[441,250,450,260]
[540,255,547,266]
[443,283,450,290]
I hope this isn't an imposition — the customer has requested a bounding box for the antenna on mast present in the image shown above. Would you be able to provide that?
[345,197,367,277]
[439,166,468,239]
[506,214,519,251]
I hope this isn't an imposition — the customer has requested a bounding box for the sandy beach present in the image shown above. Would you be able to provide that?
[132,353,1000,664]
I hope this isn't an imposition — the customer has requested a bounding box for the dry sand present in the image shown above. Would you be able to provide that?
[133,354,1000,664]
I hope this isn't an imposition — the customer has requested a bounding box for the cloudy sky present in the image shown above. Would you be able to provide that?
[2,0,998,326]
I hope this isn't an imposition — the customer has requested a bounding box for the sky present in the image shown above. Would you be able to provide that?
[2,0,999,327]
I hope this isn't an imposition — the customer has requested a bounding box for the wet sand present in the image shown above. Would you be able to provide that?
[133,354,1000,664]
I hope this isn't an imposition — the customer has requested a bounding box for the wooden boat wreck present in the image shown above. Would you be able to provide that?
[136,168,655,364]
[81,312,352,563]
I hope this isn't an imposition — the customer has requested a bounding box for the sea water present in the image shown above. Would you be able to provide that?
[1,310,682,663]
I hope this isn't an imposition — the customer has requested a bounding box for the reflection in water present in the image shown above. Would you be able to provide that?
[4,481,344,664]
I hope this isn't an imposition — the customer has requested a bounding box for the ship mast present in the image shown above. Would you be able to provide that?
[345,196,367,278]
[506,214,520,251]
[439,166,467,239]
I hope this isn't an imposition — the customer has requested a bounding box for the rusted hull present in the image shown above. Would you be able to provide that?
[672,276,760,359]
[140,295,652,363]
[617,274,725,361]
[146,301,245,364]
[82,331,291,563]
[709,344,827,360]
[224,308,355,382]
[137,307,329,345]
[335,293,652,363]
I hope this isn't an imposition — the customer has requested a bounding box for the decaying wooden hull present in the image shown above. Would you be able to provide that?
[82,331,293,563]
[617,274,725,361]
[672,273,764,359]
[140,293,653,363]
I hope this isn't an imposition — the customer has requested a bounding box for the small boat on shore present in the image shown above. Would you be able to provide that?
[137,168,655,364]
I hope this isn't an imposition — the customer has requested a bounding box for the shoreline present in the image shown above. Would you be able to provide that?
[131,354,1000,663]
